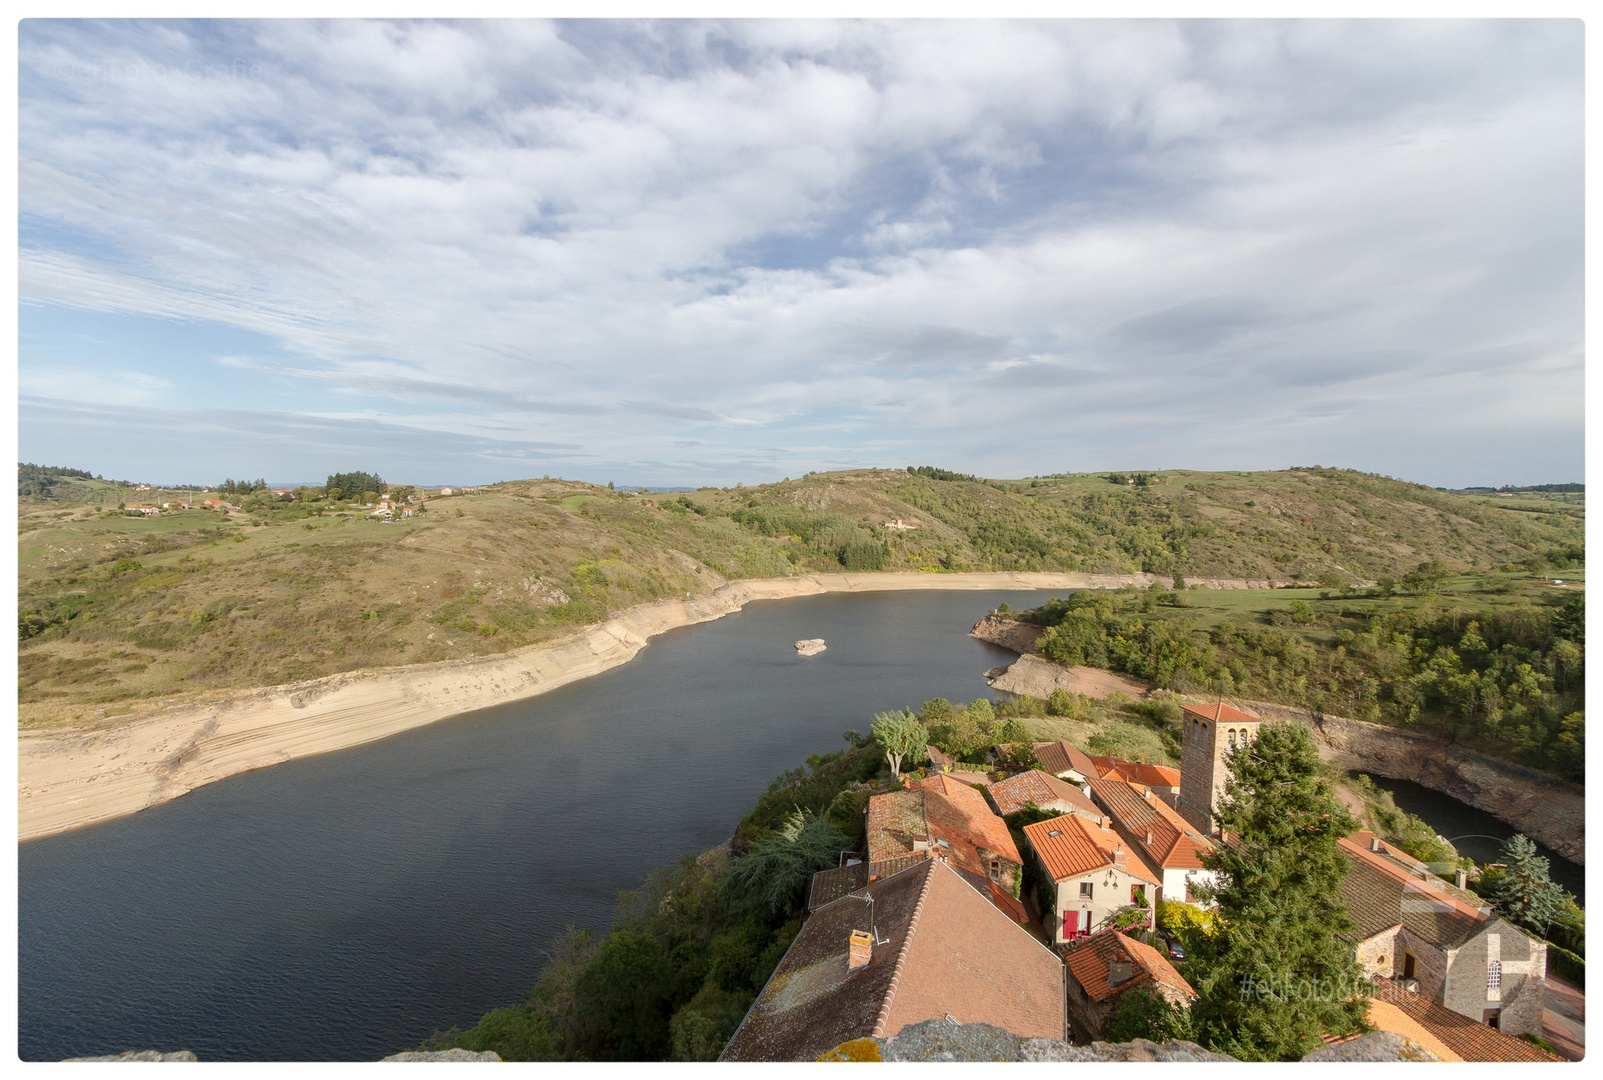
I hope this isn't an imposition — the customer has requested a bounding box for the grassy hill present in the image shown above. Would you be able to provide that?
[16,466,1583,728]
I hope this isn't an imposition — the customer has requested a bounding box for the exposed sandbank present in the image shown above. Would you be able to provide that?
[20,570,1184,842]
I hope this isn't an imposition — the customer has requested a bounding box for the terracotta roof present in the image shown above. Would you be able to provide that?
[1089,757,1181,788]
[1061,929,1196,1003]
[1338,838,1488,946]
[1033,741,1097,778]
[1370,981,1559,1062]
[1363,999,1462,1062]
[866,778,1022,886]
[722,860,1066,1061]
[1023,813,1161,887]
[926,745,954,769]
[1180,701,1261,725]
[988,769,1100,818]
[1089,778,1213,871]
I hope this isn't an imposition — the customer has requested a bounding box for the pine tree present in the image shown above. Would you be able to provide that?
[1186,721,1369,1061]
[1481,834,1569,936]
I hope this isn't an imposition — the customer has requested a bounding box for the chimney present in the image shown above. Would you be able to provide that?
[1145,828,1154,845]
[1143,786,1152,799]
[1108,953,1133,987]
[1370,836,1382,853]
[1455,868,1468,889]
[848,930,873,972]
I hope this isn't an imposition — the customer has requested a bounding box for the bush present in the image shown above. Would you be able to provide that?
[1545,942,1584,985]
[838,539,887,571]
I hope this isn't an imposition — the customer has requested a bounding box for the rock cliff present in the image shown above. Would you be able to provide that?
[1245,701,1585,865]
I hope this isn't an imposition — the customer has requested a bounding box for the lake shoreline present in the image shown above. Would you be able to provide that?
[18,570,1180,843]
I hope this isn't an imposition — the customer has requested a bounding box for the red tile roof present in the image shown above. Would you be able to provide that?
[1033,741,1097,778]
[1062,929,1196,1003]
[1089,757,1181,788]
[1370,981,1559,1062]
[723,859,1066,1060]
[1089,778,1213,870]
[1023,813,1160,887]
[1180,701,1262,725]
[867,777,1022,883]
[988,769,1099,818]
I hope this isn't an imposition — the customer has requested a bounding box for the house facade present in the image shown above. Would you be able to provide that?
[1340,836,1547,1037]
[1088,777,1218,904]
[1022,812,1160,943]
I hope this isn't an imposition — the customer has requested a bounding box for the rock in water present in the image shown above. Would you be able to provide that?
[794,638,826,656]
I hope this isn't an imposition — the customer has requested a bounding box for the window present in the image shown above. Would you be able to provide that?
[1079,882,1093,899]
[1227,729,1237,751]
[1131,885,1146,905]
[1487,960,1501,992]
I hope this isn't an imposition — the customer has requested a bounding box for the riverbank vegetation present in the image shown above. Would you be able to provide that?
[1007,577,1584,780]
[17,465,1581,729]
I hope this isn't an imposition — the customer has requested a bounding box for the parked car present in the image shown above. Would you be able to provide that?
[1163,935,1186,961]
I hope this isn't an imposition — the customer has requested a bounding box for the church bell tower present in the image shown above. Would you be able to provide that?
[1176,701,1262,834]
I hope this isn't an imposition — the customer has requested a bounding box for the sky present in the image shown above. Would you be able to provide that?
[15,18,1585,489]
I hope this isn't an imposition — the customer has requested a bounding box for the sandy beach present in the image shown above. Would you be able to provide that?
[17,570,1199,842]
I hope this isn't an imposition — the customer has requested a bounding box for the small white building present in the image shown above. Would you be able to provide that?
[1023,813,1160,943]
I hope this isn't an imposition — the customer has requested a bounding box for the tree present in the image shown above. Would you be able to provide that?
[1480,834,1571,937]
[1185,721,1368,1061]
[1403,559,1453,594]
[721,809,850,919]
[325,471,386,501]
[1106,987,1194,1043]
[871,709,928,777]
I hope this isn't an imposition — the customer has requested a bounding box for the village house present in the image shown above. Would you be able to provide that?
[1339,833,1547,1037]
[1088,757,1182,806]
[1088,777,1217,904]
[1175,701,1261,834]
[1030,741,1099,789]
[1060,928,1196,1043]
[1022,812,1160,943]
[866,774,1026,922]
[721,859,1067,1061]
[438,487,454,496]
[988,769,1101,822]
[122,504,159,517]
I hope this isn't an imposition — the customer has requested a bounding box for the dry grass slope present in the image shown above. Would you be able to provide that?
[17,467,1581,728]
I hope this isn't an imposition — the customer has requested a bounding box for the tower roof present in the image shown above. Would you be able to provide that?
[1181,701,1261,725]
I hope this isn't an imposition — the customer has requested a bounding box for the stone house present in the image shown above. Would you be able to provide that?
[1022,812,1161,943]
[1060,928,1196,1043]
[1088,777,1218,904]
[988,769,1101,822]
[721,859,1066,1060]
[1339,835,1547,1037]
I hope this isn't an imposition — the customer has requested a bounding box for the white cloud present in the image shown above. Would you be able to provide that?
[16,18,1583,486]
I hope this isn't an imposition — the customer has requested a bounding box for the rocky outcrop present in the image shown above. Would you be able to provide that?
[1245,701,1585,865]
[381,1049,501,1062]
[828,1020,1437,1062]
[63,1051,198,1061]
[1303,1032,1442,1062]
[986,654,1148,701]
[794,638,827,656]
[970,614,1046,654]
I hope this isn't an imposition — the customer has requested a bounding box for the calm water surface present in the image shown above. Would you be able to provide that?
[19,590,1035,1061]
[1357,774,1585,904]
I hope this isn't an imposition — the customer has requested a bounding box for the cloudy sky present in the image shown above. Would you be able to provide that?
[16,18,1584,488]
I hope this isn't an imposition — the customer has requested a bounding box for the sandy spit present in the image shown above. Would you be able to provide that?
[17,570,1171,842]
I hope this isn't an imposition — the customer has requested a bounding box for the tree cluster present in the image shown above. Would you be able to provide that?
[324,471,387,501]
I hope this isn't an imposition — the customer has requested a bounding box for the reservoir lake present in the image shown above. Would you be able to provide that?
[20,588,1584,1060]
[19,589,1036,1061]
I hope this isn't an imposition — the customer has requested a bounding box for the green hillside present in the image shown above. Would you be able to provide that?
[17,466,1583,728]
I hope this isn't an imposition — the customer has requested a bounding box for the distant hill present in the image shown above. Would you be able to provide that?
[16,466,1583,727]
